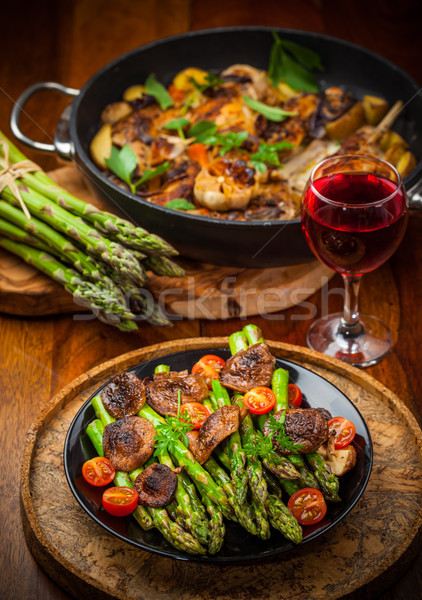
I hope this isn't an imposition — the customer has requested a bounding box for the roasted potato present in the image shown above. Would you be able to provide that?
[383,143,407,166]
[101,101,133,124]
[362,95,389,125]
[123,85,146,101]
[396,151,417,178]
[173,67,209,92]
[89,123,112,169]
[380,129,408,152]
[325,102,365,140]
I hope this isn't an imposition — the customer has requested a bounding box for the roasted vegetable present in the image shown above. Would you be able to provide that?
[362,95,389,125]
[325,101,365,139]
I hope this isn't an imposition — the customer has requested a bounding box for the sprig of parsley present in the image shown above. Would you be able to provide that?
[189,72,224,93]
[215,131,249,155]
[163,117,190,140]
[265,412,304,454]
[105,145,170,193]
[153,391,194,456]
[249,140,293,173]
[268,31,323,93]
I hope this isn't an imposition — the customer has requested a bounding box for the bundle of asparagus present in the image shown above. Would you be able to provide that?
[81,325,345,556]
[0,131,185,331]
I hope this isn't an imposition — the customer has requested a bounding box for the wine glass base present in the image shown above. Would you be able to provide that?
[306,312,393,368]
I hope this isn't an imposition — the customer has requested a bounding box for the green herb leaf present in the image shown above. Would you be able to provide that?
[165,198,196,211]
[281,39,323,71]
[145,73,174,110]
[244,430,277,461]
[163,118,190,130]
[190,72,224,93]
[189,120,218,144]
[180,95,195,116]
[249,140,293,172]
[215,130,248,155]
[133,161,170,190]
[268,31,323,91]
[282,50,319,93]
[243,95,298,122]
[154,390,194,456]
[104,145,137,187]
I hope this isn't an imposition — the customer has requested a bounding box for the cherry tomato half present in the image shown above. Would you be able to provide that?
[82,456,115,487]
[180,402,211,429]
[287,487,327,525]
[288,383,303,407]
[191,354,226,389]
[328,417,356,449]
[102,487,139,517]
[243,387,276,415]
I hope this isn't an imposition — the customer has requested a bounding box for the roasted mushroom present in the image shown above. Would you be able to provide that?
[103,416,156,472]
[134,463,178,507]
[263,408,329,454]
[146,370,209,417]
[186,405,243,464]
[219,343,275,392]
[101,371,146,419]
[317,431,357,476]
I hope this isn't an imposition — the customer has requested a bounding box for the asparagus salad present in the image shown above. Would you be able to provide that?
[77,325,361,556]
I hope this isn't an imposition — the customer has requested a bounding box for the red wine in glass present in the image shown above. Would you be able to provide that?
[302,172,408,276]
[301,154,408,367]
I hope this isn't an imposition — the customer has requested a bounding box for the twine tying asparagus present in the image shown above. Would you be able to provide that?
[0,140,40,219]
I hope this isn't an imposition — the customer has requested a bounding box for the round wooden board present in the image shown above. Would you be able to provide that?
[21,339,422,600]
[0,165,333,319]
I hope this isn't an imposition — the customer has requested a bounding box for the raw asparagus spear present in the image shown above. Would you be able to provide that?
[0,131,177,256]
[0,238,137,331]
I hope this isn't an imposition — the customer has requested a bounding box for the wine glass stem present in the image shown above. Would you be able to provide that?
[339,274,364,337]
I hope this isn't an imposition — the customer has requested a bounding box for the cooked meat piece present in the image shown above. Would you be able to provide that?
[103,416,156,471]
[186,405,242,464]
[134,463,178,507]
[146,371,209,417]
[263,408,329,454]
[101,371,146,419]
[219,343,275,392]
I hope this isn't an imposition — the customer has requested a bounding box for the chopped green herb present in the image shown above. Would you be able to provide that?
[243,430,277,462]
[163,117,190,140]
[145,73,174,110]
[189,120,218,144]
[165,198,196,211]
[153,390,194,456]
[243,95,298,122]
[268,31,323,92]
[265,412,304,454]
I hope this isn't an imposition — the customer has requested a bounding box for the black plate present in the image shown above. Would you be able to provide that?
[64,348,373,564]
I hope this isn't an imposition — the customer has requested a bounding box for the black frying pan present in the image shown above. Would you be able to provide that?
[11,27,422,268]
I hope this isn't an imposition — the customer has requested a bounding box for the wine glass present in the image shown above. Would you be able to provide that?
[301,154,408,367]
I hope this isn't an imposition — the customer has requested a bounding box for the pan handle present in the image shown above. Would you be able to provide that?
[408,177,422,210]
[10,82,80,158]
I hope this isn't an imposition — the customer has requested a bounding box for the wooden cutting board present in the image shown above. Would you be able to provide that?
[0,165,333,319]
[21,339,422,600]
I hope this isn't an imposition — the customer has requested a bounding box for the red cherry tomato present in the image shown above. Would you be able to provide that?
[288,487,327,525]
[82,456,115,487]
[180,402,211,429]
[102,487,139,517]
[288,383,303,407]
[328,417,356,449]
[191,354,226,389]
[243,387,276,415]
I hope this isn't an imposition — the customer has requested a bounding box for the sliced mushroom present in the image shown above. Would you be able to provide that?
[134,463,178,507]
[219,342,275,393]
[101,371,146,419]
[318,431,357,476]
[103,416,156,472]
[146,371,209,417]
[186,405,242,464]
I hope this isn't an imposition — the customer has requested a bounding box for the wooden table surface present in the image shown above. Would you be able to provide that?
[1,1,421,598]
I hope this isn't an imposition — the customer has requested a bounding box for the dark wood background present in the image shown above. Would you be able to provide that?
[1,0,421,598]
